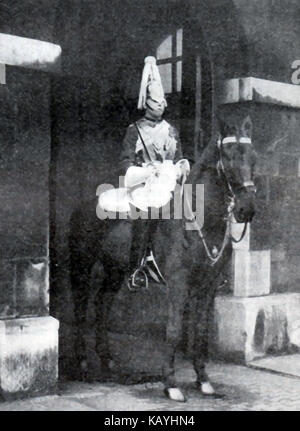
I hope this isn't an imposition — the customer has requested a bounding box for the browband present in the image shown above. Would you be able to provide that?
[222,136,252,144]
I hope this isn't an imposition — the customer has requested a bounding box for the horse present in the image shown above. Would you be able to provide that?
[69,115,257,402]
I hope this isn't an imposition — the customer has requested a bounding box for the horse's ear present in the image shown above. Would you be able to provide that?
[241,115,253,138]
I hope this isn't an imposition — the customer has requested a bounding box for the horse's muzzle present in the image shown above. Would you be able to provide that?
[233,188,256,223]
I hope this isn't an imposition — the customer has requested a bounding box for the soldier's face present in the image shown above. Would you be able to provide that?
[145,81,166,118]
[146,98,166,118]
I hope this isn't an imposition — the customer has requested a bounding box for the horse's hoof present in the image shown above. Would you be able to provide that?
[164,387,187,403]
[200,381,215,396]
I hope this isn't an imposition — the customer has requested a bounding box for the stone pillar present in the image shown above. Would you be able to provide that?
[0,34,61,399]
[230,221,271,297]
[213,77,300,363]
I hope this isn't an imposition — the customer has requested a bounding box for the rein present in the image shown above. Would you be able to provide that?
[184,195,248,267]
[184,135,253,266]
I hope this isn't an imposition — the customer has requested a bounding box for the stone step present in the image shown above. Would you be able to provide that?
[213,293,300,363]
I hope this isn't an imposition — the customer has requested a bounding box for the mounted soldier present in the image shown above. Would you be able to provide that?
[99,56,190,289]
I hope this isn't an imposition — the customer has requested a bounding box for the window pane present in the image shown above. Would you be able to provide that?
[157,35,172,60]
[158,63,172,94]
[176,28,183,57]
[176,60,182,92]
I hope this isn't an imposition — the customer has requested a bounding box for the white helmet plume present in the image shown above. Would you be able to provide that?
[137,56,167,110]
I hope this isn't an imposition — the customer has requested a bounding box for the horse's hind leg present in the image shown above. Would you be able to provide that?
[71,264,93,380]
[94,265,125,380]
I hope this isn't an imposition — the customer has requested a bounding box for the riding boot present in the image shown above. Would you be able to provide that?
[127,214,150,289]
[128,212,162,289]
[142,219,166,283]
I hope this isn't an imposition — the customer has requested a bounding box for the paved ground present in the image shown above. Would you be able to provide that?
[1,359,300,411]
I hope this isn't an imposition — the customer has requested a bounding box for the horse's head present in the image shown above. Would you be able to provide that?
[217,116,257,223]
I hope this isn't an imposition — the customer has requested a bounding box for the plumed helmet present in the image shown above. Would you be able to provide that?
[137,56,167,110]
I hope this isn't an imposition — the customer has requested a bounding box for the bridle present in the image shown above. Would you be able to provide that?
[185,134,256,266]
[216,135,257,197]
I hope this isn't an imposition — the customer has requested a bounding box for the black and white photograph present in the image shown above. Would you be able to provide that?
[0,0,300,416]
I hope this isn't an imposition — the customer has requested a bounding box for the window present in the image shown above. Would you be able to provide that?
[156,28,182,94]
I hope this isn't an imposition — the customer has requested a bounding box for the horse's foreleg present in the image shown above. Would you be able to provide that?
[163,287,188,402]
[192,276,218,395]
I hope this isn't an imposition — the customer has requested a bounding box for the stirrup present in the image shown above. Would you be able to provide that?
[127,267,149,292]
[144,250,167,284]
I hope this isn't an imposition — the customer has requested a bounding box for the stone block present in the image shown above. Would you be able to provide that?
[0,33,61,71]
[0,316,59,399]
[217,77,300,109]
[231,249,271,297]
[213,293,300,363]
[16,259,49,317]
